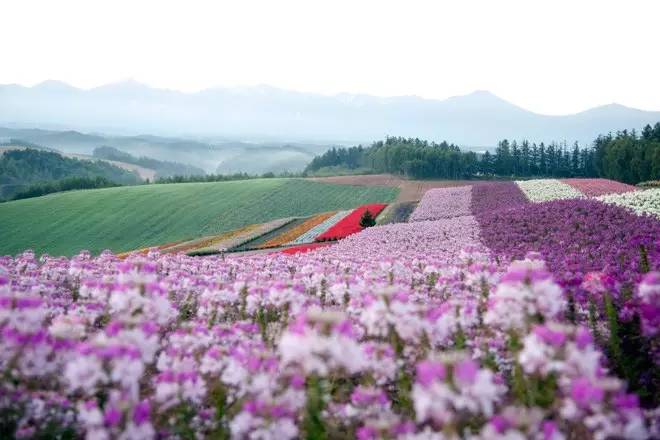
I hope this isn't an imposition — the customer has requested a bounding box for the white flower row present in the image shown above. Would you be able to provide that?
[516,179,584,203]
[597,188,660,218]
[288,210,351,245]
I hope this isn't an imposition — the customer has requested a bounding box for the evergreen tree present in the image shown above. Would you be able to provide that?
[359,210,376,228]
[571,142,580,176]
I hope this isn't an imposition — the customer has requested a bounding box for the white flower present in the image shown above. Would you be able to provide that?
[65,356,107,392]
[597,188,660,217]
[278,329,366,376]
[49,315,87,339]
[516,179,584,202]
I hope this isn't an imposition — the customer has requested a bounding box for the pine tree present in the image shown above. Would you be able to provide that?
[521,140,531,176]
[571,142,580,176]
[360,210,376,228]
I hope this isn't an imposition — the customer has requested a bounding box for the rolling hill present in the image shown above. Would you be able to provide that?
[0,178,398,256]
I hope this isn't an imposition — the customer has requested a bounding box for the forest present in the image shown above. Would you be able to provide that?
[305,123,660,184]
[11,176,119,200]
[0,149,140,200]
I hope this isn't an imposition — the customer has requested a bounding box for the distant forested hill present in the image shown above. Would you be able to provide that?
[0,148,140,200]
[93,146,205,178]
[306,123,660,184]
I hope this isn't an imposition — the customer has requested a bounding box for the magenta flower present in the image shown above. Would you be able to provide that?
[415,360,446,387]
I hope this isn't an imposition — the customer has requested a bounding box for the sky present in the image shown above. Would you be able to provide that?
[1,0,659,115]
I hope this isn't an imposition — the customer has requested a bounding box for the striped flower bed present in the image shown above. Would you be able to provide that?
[597,188,660,218]
[316,204,387,241]
[561,178,637,197]
[516,179,584,202]
[288,210,351,245]
[189,218,296,254]
[409,186,472,222]
[259,212,336,249]
[162,224,261,255]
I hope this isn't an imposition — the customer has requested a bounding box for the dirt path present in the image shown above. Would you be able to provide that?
[308,174,477,202]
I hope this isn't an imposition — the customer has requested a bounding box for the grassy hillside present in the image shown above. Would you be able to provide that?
[0,178,398,256]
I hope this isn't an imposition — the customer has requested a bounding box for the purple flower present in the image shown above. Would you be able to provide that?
[542,420,559,440]
[533,325,567,347]
[104,406,122,427]
[490,415,511,434]
[356,426,377,440]
[454,359,479,383]
[574,326,594,349]
[416,360,446,387]
[570,378,604,408]
[132,400,151,425]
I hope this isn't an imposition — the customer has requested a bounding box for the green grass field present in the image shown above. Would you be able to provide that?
[0,178,398,256]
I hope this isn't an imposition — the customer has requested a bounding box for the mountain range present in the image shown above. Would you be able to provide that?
[1,80,659,147]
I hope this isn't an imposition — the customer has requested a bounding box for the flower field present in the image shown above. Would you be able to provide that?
[1,178,659,439]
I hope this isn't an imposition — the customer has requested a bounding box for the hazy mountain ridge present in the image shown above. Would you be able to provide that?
[2,81,659,146]
[0,126,334,174]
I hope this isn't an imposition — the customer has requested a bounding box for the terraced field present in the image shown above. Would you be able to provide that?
[0,178,398,256]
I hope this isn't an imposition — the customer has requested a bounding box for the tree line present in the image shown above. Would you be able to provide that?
[11,176,119,200]
[305,123,660,184]
[155,171,301,184]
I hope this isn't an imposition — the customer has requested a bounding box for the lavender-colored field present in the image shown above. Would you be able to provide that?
[0,179,658,439]
[408,186,472,221]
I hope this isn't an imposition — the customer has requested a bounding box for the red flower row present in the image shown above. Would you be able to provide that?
[277,242,333,255]
[315,204,387,241]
